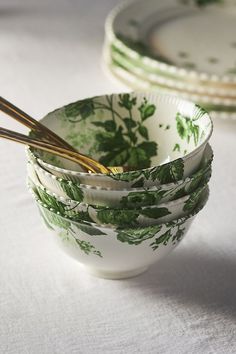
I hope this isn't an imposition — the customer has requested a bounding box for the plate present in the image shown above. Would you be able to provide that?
[103,53,236,119]
[106,0,236,84]
[109,43,236,98]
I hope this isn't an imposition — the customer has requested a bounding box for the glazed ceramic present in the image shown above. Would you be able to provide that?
[27,92,213,188]
[27,142,212,207]
[106,0,236,84]
[103,58,236,115]
[28,174,209,227]
[32,185,209,279]
[108,44,236,99]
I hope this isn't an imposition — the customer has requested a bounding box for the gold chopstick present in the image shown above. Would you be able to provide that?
[0,127,111,174]
[0,96,76,152]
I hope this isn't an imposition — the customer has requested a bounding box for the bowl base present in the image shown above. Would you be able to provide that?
[83,266,149,280]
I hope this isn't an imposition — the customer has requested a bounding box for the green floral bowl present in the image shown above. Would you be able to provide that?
[31,185,209,279]
[28,173,209,227]
[28,92,213,188]
[27,143,212,207]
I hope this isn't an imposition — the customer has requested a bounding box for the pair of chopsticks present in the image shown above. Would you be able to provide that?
[0,97,111,174]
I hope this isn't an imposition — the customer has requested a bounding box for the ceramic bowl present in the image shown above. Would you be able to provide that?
[28,143,212,207]
[27,92,213,188]
[32,185,209,279]
[28,174,208,227]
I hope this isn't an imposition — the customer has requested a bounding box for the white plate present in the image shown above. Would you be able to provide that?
[102,53,236,120]
[108,42,236,98]
[106,0,236,84]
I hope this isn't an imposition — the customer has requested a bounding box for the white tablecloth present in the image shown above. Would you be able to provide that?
[0,1,236,353]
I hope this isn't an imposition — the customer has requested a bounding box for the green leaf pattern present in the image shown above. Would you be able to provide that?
[60,180,84,202]
[176,110,203,147]
[64,99,95,121]
[40,207,103,257]
[149,159,184,184]
[117,225,162,245]
[150,224,186,250]
[183,186,204,212]
[92,94,158,169]
[37,196,201,256]
[75,239,102,258]
[108,158,184,184]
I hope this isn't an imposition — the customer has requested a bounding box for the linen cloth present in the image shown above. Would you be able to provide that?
[0,1,236,353]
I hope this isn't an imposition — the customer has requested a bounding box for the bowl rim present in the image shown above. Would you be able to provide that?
[27,142,213,192]
[29,92,213,178]
[30,184,209,231]
[27,171,209,212]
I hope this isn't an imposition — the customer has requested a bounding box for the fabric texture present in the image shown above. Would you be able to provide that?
[0,1,236,353]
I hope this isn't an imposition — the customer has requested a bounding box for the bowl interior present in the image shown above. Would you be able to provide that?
[31,92,212,173]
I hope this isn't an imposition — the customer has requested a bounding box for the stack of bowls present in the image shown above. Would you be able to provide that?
[27,92,213,279]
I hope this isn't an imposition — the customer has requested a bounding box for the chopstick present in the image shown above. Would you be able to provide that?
[0,127,110,174]
[0,96,76,152]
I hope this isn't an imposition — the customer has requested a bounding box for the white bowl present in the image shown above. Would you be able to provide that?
[32,186,209,279]
[27,143,213,207]
[28,92,213,188]
[28,174,209,227]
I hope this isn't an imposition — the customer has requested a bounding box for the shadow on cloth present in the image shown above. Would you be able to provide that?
[128,248,236,318]
[0,6,31,17]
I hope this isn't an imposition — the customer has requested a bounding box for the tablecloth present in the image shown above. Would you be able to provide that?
[0,1,236,353]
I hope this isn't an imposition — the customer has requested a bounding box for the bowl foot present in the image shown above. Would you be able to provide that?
[83,266,149,280]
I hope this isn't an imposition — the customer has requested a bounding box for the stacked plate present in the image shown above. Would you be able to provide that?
[103,0,236,120]
[27,91,213,279]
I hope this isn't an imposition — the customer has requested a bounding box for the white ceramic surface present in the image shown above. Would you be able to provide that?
[1,1,234,352]
[109,44,236,98]
[28,172,209,227]
[103,56,236,110]
[106,0,236,84]
[27,92,213,188]
[27,142,212,207]
[34,186,209,279]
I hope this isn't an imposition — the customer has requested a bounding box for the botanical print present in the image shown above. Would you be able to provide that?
[33,177,204,228]
[32,88,212,190]
[95,206,171,227]
[58,230,102,258]
[116,220,186,250]
[175,105,207,151]
[59,179,84,202]
[43,208,104,258]
[183,185,205,212]
[150,223,186,250]
[116,225,162,245]
[62,94,158,170]
[36,190,104,257]
[38,201,188,254]
[107,158,185,185]
[119,189,170,208]
[32,172,205,236]
[31,181,209,258]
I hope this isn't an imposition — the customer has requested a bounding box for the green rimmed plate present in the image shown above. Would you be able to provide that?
[103,58,236,119]
[106,0,236,86]
[108,43,236,98]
